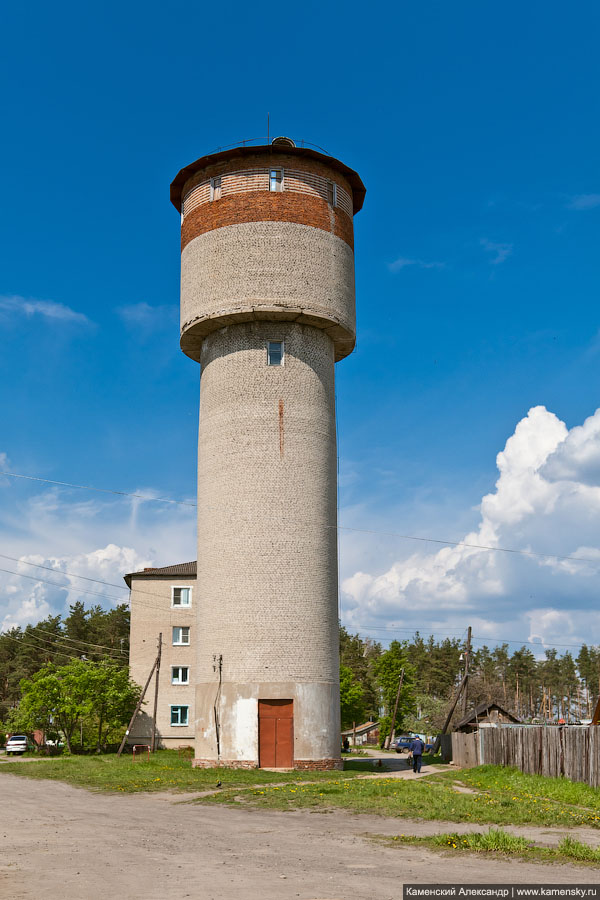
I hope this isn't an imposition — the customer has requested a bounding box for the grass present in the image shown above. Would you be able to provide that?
[383,828,600,867]
[0,750,360,793]
[196,764,600,828]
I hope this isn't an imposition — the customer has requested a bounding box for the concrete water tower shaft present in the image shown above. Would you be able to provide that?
[170,139,365,769]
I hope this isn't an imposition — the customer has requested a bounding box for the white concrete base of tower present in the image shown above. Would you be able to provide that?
[192,681,342,770]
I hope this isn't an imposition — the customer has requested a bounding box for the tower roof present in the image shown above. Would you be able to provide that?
[170,143,366,215]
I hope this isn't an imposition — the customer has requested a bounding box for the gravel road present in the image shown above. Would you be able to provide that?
[1,773,596,899]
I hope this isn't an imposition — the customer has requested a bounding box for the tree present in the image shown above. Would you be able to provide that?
[9,659,140,752]
[372,640,415,744]
[339,626,381,719]
[86,660,140,750]
[339,664,365,730]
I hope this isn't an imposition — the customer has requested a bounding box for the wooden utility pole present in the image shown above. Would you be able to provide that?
[150,633,162,752]
[384,668,405,749]
[432,671,469,754]
[117,637,161,757]
[461,627,472,716]
[591,693,600,726]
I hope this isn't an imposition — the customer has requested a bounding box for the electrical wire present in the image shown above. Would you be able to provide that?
[2,469,599,568]
[349,622,593,652]
[0,628,123,661]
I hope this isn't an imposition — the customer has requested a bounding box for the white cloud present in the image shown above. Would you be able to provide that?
[0,483,196,631]
[388,257,444,273]
[117,302,177,334]
[542,410,600,486]
[341,406,600,650]
[0,295,90,324]
[568,194,600,211]
[480,238,513,265]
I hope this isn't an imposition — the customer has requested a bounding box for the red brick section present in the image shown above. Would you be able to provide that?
[192,758,343,770]
[293,758,343,771]
[182,192,353,251]
[192,758,258,769]
[182,151,353,199]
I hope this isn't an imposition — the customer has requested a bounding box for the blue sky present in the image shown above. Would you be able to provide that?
[1,0,599,655]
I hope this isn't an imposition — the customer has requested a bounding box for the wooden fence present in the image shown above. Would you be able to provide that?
[450,726,600,787]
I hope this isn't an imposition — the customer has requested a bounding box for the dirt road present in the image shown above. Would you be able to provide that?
[1,773,595,900]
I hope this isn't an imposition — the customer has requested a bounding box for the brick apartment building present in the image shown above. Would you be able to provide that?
[125,562,197,748]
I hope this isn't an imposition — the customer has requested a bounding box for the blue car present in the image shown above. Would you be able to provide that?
[392,735,433,753]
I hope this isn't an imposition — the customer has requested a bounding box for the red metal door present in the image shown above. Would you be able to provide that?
[258,699,293,768]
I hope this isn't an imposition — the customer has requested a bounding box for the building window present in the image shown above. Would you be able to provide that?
[172,587,192,607]
[172,666,189,685]
[172,626,190,646]
[269,168,283,192]
[170,705,189,726]
[210,176,222,201]
[327,181,337,206]
[267,341,284,366]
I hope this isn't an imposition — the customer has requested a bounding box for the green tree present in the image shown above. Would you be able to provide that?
[372,640,415,744]
[86,660,140,750]
[339,626,381,719]
[339,664,365,730]
[8,659,140,752]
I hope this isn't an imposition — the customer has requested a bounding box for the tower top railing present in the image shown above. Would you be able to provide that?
[204,137,331,157]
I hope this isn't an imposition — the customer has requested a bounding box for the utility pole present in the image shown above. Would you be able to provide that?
[384,668,405,750]
[151,633,162,753]
[461,627,472,716]
[432,671,469,754]
[117,636,161,758]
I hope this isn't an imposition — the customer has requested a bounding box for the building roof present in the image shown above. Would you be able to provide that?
[340,721,380,736]
[455,701,521,730]
[124,561,197,588]
[170,143,366,215]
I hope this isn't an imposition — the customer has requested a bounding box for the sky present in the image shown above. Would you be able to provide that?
[1,0,599,658]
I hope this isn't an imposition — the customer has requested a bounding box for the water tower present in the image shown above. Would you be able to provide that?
[170,137,365,769]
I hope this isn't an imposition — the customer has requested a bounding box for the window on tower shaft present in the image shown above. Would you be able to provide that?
[210,176,222,201]
[327,180,337,206]
[269,169,283,192]
[267,341,284,366]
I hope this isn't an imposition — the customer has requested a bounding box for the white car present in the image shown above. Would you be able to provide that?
[5,735,28,755]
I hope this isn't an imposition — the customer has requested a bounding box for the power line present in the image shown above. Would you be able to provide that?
[0,629,121,663]
[0,470,196,507]
[0,566,125,604]
[0,553,129,591]
[13,624,128,656]
[2,469,599,568]
[0,627,123,660]
[349,622,592,652]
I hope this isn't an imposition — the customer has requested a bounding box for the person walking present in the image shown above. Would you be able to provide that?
[411,736,425,773]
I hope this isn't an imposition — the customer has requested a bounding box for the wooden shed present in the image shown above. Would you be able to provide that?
[455,701,520,733]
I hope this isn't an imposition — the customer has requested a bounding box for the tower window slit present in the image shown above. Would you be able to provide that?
[267,341,284,366]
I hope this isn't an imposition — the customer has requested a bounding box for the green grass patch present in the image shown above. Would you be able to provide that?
[198,765,600,827]
[383,828,600,867]
[459,765,600,812]
[0,750,359,793]
[558,836,600,862]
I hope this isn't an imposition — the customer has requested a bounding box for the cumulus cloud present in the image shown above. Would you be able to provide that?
[567,194,600,211]
[480,238,513,265]
[0,295,90,324]
[542,410,600,486]
[341,406,600,650]
[388,257,444,273]
[0,483,196,631]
